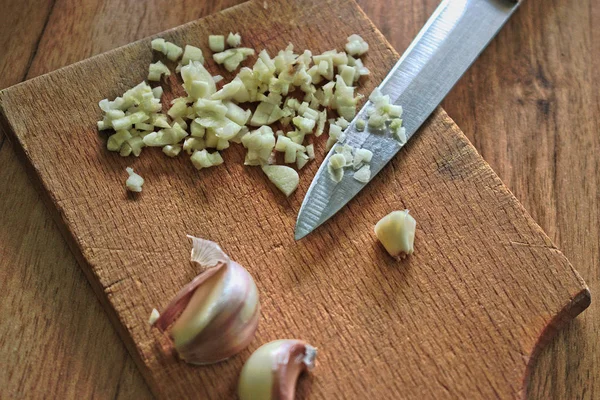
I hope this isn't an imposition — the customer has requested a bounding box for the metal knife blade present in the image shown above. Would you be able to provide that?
[295,0,520,240]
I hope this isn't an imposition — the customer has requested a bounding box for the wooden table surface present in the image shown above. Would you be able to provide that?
[1,0,596,398]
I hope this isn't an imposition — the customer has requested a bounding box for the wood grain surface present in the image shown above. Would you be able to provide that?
[0,1,596,400]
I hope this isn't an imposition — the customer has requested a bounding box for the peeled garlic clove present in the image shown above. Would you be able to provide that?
[374,210,416,257]
[154,236,260,364]
[238,340,317,400]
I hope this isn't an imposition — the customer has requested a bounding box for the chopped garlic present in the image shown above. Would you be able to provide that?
[224,101,251,126]
[183,137,206,154]
[348,55,370,82]
[390,118,406,143]
[168,98,192,119]
[241,126,276,165]
[315,110,327,137]
[374,210,416,257]
[356,118,366,131]
[286,130,305,145]
[148,308,160,326]
[100,33,377,195]
[205,129,218,148]
[353,148,373,169]
[326,123,346,151]
[143,123,188,146]
[151,38,167,52]
[250,102,284,126]
[107,130,132,152]
[327,154,346,183]
[261,165,299,196]
[181,61,216,99]
[213,48,255,72]
[275,135,304,153]
[334,117,350,130]
[339,65,356,86]
[212,79,244,100]
[296,151,310,169]
[162,144,182,157]
[135,122,153,131]
[190,149,224,169]
[181,45,205,65]
[174,117,188,130]
[335,144,354,166]
[209,35,225,52]
[306,144,315,159]
[127,136,145,157]
[150,113,170,129]
[292,116,316,133]
[227,32,242,47]
[345,34,369,56]
[151,38,183,61]
[284,146,297,163]
[353,164,371,183]
[125,167,144,192]
[151,86,163,99]
[148,61,171,81]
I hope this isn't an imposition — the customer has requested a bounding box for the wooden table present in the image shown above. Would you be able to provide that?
[1,0,596,398]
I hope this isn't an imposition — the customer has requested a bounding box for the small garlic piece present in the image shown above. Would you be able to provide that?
[374,210,416,258]
[154,236,260,364]
[148,308,160,326]
[162,144,182,157]
[227,32,242,47]
[125,167,144,192]
[190,149,224,170]
[151,38,183,61]
[353,164,371,183]
[327,153,346,183]
[238,339,317,400]
[355,118,366,131]
[209,35,225,52]
[181,45,205,65]
[148,61,171,81]
[345,34,369,56]
[262,165,299,197]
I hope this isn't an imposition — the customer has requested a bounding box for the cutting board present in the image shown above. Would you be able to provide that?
[0,0,590,398]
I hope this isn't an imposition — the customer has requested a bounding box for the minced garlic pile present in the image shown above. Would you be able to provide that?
[98,32,404,194]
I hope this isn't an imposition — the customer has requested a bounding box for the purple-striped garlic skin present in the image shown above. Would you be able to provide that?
[238,339,317,400]
[154,236,260,365]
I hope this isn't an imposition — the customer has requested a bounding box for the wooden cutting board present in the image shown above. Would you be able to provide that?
[0,0,590,398]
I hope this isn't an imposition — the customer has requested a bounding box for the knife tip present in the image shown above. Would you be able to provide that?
[293,225,310,241]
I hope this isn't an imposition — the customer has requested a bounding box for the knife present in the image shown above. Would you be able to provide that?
[295,0,520,240]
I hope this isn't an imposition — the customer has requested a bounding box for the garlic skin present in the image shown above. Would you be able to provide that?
[154,236,260,364]
[238,340,317,400]
[374,210,416,257]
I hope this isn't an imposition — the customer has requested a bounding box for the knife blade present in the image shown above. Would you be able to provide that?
[295,0,520,240]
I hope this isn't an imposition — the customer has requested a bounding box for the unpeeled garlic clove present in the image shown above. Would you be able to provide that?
[154,236,260,365]
[374,210,416,258]
[238,339,317,400]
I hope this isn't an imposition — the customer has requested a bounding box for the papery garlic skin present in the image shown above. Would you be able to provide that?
[238,340,317,400]
[374,210,416,257]
[154,236,260,365]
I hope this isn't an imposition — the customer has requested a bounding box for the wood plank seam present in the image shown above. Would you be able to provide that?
[20,0,57,82]
[0,0,56,154]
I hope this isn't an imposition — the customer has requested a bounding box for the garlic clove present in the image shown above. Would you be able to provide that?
[154,236,260,364]
[238,340,317,400]
[374,210,416,258]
